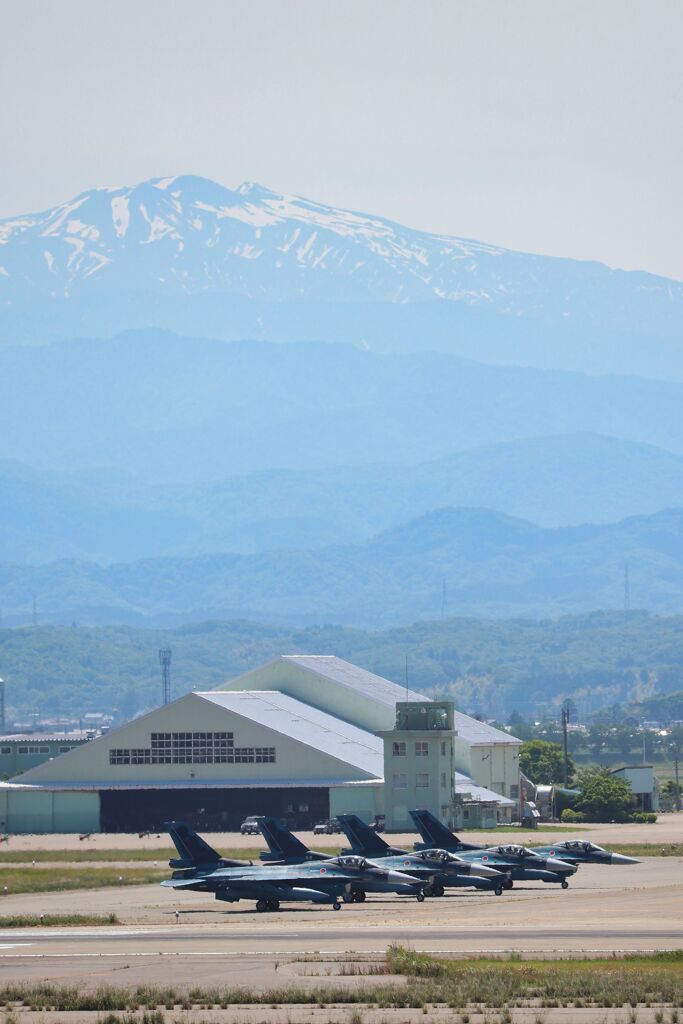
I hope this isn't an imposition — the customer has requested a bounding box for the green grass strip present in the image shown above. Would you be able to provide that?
[2,951,683,1012]
[0,848,260,863]
[0,913,118,927]
[0,867,165,895]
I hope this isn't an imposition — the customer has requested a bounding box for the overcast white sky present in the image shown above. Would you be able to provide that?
[1,0,681,279]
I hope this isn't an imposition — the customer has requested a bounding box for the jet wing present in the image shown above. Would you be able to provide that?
[160,878,210,890]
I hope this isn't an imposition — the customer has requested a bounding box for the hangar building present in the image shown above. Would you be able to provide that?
[0,655,520,833]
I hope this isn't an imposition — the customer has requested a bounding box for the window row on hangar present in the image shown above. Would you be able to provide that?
[108,730,276,765]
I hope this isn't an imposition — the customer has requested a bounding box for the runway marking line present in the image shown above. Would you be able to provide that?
[0,949,675,959]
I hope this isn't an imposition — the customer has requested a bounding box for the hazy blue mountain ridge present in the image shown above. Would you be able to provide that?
[3,332,683,483]
[2,507,682,627]
[3,434,683,564]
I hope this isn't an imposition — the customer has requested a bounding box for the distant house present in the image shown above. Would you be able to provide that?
[611,765,660,812]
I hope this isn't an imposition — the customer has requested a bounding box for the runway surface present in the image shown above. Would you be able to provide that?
[1,855,682,988]
[1,810,682,996]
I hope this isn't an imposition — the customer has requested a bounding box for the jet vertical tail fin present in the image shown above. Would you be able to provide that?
[165,820,222,868]
[409,808,459,850]
[257,816,316,861]
[337,814,391,857]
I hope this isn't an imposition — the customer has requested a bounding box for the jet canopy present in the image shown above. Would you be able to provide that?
[560,840,606,854]
[494,844,541,859]
[330,855,368,871]
[415,849,455,864]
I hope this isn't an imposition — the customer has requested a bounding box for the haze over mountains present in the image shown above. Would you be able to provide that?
[2,434,683,564]
[2,175,683,379]
[3,332,683,483]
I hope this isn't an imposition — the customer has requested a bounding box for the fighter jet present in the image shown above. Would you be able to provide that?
[162,820,421,911]
[256,816,330,863]
[409,808,577,888]
[532,839,640,866]
[335,814,507,899]
[253,815,435,901]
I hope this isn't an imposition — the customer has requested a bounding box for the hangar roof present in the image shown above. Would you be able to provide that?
[222,655,427,709]
[453,711,522,746]
[279,655,427,707]
[198,690,384,777]
[455,771,516,807]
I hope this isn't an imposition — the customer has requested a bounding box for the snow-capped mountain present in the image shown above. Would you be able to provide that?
[1,174,682,332]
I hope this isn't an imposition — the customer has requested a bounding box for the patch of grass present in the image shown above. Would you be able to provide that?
[1,952,683,1013]
[385,947,683,1008]
[0,867,165,895]
[603,843,683,858]
[0,848,261,864]
[0,913,118,927]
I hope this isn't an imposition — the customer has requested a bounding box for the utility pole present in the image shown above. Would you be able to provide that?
[672,739,682,812]
[561,704,570,787]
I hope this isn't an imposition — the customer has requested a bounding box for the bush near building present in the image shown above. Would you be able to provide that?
[575,766,634,822]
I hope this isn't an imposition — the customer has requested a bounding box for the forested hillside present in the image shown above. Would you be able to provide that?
[2,611,681,722]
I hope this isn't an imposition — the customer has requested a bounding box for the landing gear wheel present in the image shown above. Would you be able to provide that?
[502,878,514,890]
[423,884,434,898]
[353,891,366,903]
[332,901,342,911]
[434,884,445,897]
[343,892,355,903]
[256,899,267,913]
[266,900,279,911]
[416,892,425,903]
[495,885,503,896]
[561,879,569,889]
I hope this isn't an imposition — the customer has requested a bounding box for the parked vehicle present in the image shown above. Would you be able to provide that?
[240,816,261,835]
[313,818,341,835]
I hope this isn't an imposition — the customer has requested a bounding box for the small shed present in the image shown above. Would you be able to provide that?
[612,765,659,812]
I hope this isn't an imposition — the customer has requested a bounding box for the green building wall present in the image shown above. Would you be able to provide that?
[0,787,100,834]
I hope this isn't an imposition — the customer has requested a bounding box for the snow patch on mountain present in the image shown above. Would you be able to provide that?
[111,196,130,237]
[0,173,681,337]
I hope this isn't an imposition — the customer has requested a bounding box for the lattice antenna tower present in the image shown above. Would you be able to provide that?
[159,649,172,706]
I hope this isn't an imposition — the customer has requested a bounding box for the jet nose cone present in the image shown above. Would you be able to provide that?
[387,869,420,886]
[468,862,501,879]
[610,853,640,865]
[549,860,577,874]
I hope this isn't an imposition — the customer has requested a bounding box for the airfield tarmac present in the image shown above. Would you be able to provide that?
[1,849,682,988]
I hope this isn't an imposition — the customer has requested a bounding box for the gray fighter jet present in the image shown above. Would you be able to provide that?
[335,814,507,898]
[532,839,640,866]
[255,815,504,899]
[409,808,577,888]
[162,821,421,911]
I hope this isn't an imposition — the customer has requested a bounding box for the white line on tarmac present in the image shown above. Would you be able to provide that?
[0,949,672,958]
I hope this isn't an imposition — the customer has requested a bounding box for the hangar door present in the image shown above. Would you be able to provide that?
[99,787,329,832]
